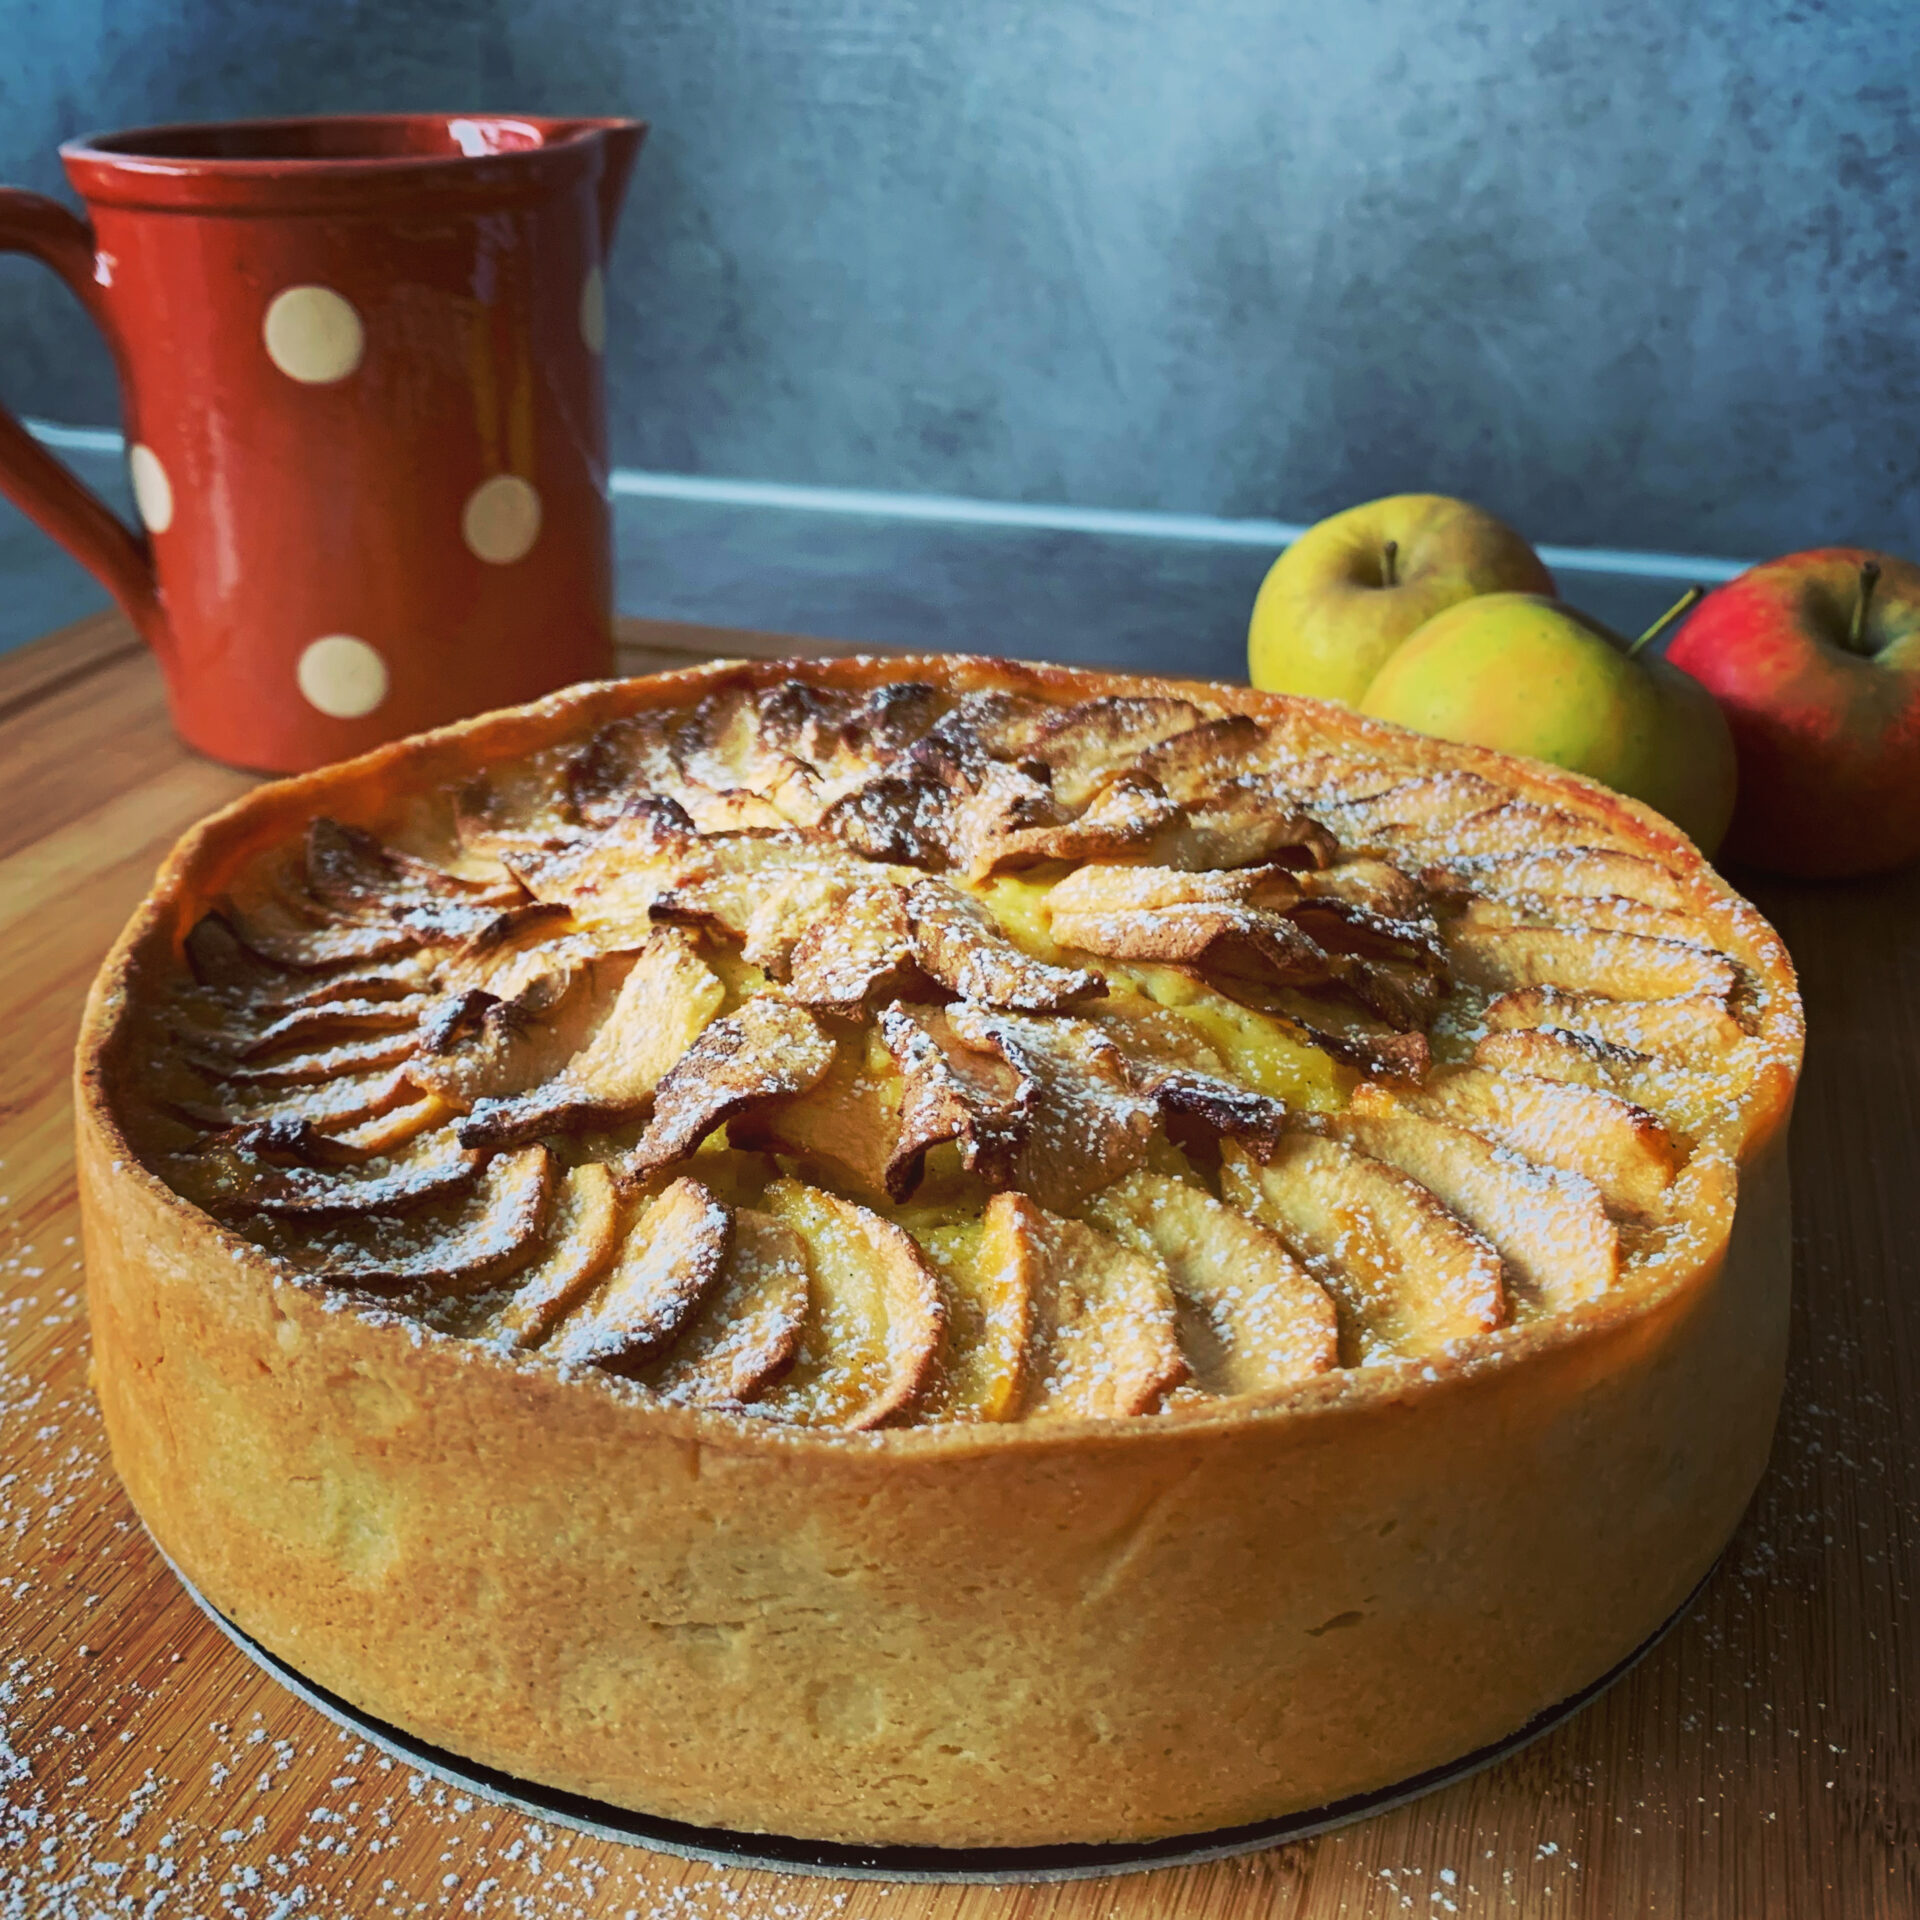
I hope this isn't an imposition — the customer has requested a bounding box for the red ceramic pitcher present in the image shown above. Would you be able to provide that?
[0,113,644,772]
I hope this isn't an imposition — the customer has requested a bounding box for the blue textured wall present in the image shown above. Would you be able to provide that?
[1,0,1916,558]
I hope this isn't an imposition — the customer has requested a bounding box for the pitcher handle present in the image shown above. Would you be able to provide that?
[0,190,164,655]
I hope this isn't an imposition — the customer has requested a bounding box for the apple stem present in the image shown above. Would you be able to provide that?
[1626,584,1707,659]
[1849,559,1883,653]
[1381,540,1398,589]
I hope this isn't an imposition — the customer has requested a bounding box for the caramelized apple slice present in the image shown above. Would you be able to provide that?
[656,834,870,953]
[1157,785,1340,872]
[1045,894,1322,979]
[784,881,920,1013]
[877,1004,1029,1198]
[1470,1026,1746,1149]
[235,994,428,1061]
[1429,802,1632,860]
[493,1162,625,1346]
[905,881,1105,1011]
[222,888,423,971]
[732,1030,904,1205]
[1025,694,1205,809]
[1480,986,1749,1066]
[505,803,695,941]
[547,1177,732,1372]
[1046,863,1302,916]
[1410,1067,1677,1216]
[1456,894,1716,950]
[819,770,954,869]
[180,1125,481,1219]
[458,931,725,1147]
[1449,923,1738,1000]
[302,817,524,927]
[1090,1172,1338,1394]
[978,1193,1187,1419]
[626,999,837,1174]
[1338,1086,1617,1309]
[328,1092,457,1159]
[409,964,609,1112]
[1427,846,1691,912]
[754,1179,945,1428]
[971,780,1184,871]
[305,1144,554,1293]
[1295,859,1426,918]
[637,1207,811,1405]
[944,1007,1158,1212]
[1316,773,1510,841]
[1472,1025,1654,1088]
[1223,1135,1506,1362]
[184,910,291,991]
[166,1063,419,1136]
[188,1027,421,1087]
[911,1220,1030,1423]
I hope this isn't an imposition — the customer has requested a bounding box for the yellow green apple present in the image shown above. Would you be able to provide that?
[1358,591,1737,853]
[1248,494,1555,703]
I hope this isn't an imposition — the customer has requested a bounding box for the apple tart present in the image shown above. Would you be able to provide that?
[79,655,1802,1849]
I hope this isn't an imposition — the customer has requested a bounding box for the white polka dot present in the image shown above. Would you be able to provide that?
[297,635,388,719]
[128,443,173,534]
[579,265,607,355]
[263,286,365,384]
[461,474,543,565]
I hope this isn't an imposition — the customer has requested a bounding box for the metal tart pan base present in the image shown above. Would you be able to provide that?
[165,1542,1708,1885]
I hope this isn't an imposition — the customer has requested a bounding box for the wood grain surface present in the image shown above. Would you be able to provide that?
[1,612,1913,1919]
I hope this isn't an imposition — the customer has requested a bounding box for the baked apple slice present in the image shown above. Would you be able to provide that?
[1417,801,1625,861]
[1479,986,1749,1066]
[1223,1135,1506,1361]
[411,964,611,1113]
[784,881,921,1014]
[457,931,725,1147]
[1336,1086,1618,1308]
[179,1124,481,1219]
[1024,693,1205,808]
[1316,773,1510,841]
[1456,894,1716,951]
[493,1161,625,1346]
[877,1005,1029,1199]
[1426,847,1691,913]
[1469,1026,1747,1148]
[547,1176,733,1372]
[976,1194,1187,1419]
[187,1026,422,1088]
[236,993,429,1059]
[505,801,696,943]
[910,1220,1031,1423]
[637,1207,811,1405]
[1449,923,1738,1001]
[626,999,837,1174]
[905,881,1105,1011]
[969,779,1184,872]
[1089,1171,1339,1394]
[943,1007,1158,1212]
[300,1143,555,1294]
[732,1029,905,1206]
[753,1179,945,1428]
[1408,1068,1677,1217]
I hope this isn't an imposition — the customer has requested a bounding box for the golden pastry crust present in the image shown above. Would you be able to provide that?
[78,654,1802,1848]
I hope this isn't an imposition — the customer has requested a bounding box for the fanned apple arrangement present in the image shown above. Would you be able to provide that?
[133,673,1784,1429]
[1248,494,1920,878]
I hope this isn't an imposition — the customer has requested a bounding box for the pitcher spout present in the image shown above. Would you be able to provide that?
[575,118,645,248]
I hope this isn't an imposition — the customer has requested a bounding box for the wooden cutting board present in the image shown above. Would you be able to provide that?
[2,612,1914,1919]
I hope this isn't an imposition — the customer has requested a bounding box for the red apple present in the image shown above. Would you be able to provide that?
[1664,547,1920,878]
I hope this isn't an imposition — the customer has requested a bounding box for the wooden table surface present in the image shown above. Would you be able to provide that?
[2,612,1915,1919]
